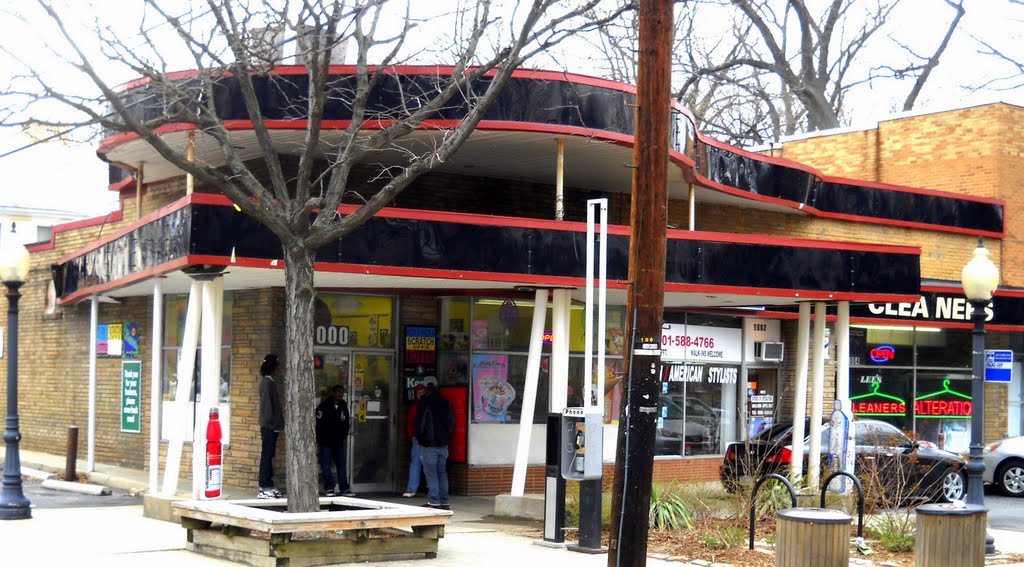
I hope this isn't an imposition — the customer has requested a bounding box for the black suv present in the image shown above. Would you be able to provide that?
[720,418,966,503]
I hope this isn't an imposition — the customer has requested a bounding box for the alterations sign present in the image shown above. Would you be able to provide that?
[120,360,142,433]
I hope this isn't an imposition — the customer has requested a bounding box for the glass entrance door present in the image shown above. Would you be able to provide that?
[313,350,395,493]
[350,352,395,491]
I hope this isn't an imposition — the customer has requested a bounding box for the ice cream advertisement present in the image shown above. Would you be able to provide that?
[472,354,514,422]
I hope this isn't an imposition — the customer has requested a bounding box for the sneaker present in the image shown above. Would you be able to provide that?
[341,490,356,497]
[402,491,416,498]
[257,489,283,499]
[325,489,337,497]
[435,504,451,511]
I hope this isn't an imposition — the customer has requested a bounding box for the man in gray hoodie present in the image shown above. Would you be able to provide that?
[258,354,284,498]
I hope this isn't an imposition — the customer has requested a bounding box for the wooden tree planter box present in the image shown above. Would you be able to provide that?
[173,497,453,567]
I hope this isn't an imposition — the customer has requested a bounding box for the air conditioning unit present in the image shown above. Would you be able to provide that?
[754,341,784,362]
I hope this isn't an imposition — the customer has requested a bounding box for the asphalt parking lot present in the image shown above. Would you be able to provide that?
[20,476,143,509]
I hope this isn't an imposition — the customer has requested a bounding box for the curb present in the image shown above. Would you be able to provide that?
[41,478,112,496]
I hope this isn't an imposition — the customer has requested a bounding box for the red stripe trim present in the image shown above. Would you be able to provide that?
[59,257,192,305]
[921,284,1024,298]
[55,194,204,263]
[662,282,920,303]
[699,134,1004,206]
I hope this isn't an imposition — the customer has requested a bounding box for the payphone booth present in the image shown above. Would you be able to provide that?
[561,406,603,480]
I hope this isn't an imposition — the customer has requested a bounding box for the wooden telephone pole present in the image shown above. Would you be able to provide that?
[607,1,673,566]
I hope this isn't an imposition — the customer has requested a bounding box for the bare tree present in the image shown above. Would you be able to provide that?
[586,0,967,144]
[0,0,626,513]
[971,0,1024,91]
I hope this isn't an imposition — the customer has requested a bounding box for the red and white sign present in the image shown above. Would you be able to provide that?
[661,323,742,362]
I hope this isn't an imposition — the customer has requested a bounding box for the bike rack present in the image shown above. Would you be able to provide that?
[819,471,864,538]
[748,473,797,550]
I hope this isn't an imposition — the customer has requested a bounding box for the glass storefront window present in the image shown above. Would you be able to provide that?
[446,296,625,424]
[849,326,972,450]
[313,293,394,349]
[849,367,913,431]
[162,292,233,403]
[913,373,972,453]
[657,363,739,456]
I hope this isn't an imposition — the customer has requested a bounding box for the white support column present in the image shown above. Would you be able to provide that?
[162,280,202,496]
[807,301,828,489]
[87,296,98,472]
[193,276,223,499]
[149,280,164,494]
[790,303,811,484]
[550,290,571,412]
[836,301,850,401]
[511,289,549,497]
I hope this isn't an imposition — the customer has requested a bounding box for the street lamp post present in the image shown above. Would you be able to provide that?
[0,234,31,520]
[961,236,999,554]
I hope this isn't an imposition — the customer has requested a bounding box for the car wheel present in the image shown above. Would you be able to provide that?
[997,460,1024,497]
[936,468,966,503]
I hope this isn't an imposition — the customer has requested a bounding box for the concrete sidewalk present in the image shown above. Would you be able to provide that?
[7,448,1024,566]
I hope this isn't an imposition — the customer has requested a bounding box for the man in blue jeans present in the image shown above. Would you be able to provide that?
[258,354,284,499]
[315,385,355,497]
[414,381,454,510]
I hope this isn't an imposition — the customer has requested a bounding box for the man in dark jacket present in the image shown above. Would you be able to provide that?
[258,354,284,499]
[315,385,354,497]
[415,381,454,510]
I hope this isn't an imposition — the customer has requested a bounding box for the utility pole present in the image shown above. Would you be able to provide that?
[607,1,673,566]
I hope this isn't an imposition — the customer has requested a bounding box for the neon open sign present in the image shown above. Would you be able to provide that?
[869,345,896,363]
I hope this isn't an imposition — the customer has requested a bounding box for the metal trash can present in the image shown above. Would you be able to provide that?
[916,503,986,567]
[775,507,851,567]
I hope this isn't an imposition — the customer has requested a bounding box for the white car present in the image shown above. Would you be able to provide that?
[983,436,1024,497]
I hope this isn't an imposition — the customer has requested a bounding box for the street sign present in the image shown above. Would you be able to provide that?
[985,349,1013,383]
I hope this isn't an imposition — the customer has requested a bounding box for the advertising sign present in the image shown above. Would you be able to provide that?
[403,325,438,390]
[123,322,140,359]
[121,360,142,433]
[986,349,1013,383]
[472,354,513,422]
[661,323,742,362]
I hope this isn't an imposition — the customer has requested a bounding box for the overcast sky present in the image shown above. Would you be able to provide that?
[0,0,1021,219]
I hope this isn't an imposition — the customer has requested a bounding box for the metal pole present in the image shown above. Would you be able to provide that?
[968,299,996,554]
[65,426,79,481]
[0,281,30,519]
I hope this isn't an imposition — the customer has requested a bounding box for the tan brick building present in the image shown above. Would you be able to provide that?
[2,69,1021,498]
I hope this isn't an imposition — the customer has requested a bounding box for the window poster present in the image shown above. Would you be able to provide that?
[123,322,140,359]
[472,354,514,422]
[98,323,124,357]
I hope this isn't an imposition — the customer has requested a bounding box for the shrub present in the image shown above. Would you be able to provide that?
[701,525,746,549]
[866,515,915,552]
[649,482,694,531]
